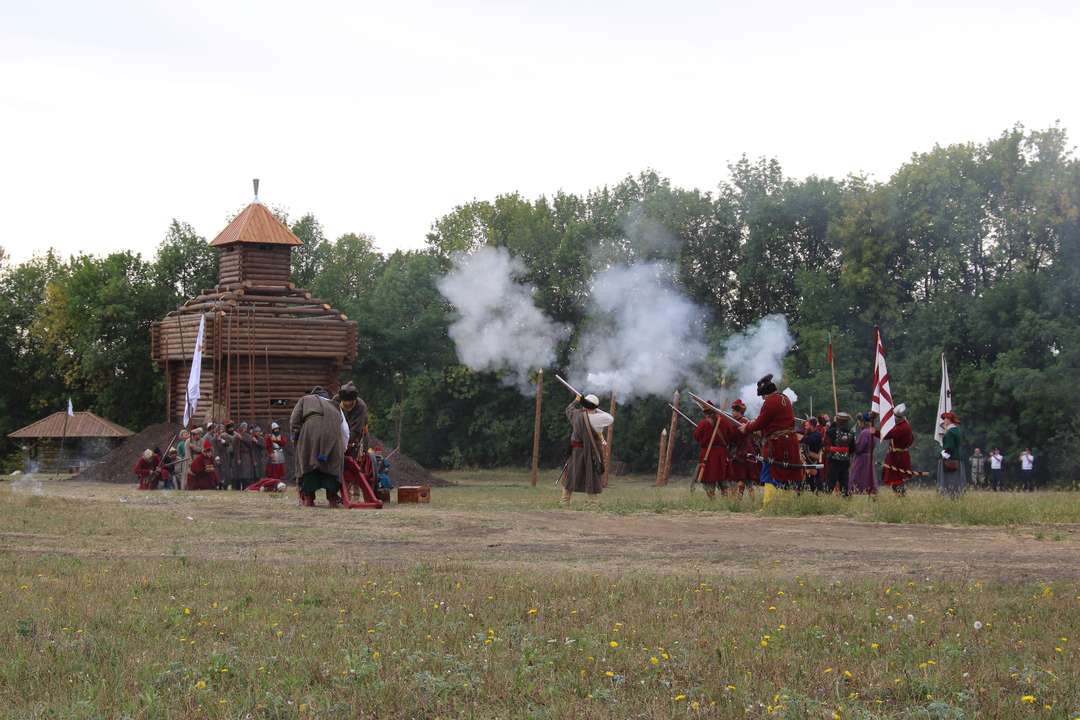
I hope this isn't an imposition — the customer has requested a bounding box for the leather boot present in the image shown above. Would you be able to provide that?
[300,492,315,507]
[326,490,343,508]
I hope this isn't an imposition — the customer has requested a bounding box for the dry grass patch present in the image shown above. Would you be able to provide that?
[2,554,1079,719]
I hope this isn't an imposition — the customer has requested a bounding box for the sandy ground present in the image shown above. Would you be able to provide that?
[2,478,1078,583]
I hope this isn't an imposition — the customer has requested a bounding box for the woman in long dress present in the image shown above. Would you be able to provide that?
[937,412,966,498]
[847,413,878,495]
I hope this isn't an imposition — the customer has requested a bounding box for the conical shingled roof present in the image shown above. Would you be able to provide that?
[8,411,134,439]
[209,202,303,247]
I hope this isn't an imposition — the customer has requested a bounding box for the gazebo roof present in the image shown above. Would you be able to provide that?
[209,202,303,247]
[8,411,134,439]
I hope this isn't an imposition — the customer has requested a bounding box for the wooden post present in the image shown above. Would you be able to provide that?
[162,334,170,423]
[264,346,271,422]
[662,389,680,484]
[655,429,668,486]
[225,308,233,422]
[248,307,255,422]
[602,391,616,487]
[530,369,544,487]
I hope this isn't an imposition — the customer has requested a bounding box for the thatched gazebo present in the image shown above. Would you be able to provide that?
[150,183,358,427]
[7,411,133,473]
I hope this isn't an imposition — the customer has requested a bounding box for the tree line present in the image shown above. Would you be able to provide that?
[2,125,1078,485]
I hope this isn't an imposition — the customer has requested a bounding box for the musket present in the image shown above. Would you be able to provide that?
[667,403,696,427]
[687,392,742,424]
[554,374,582,398]
[753,455,824,470]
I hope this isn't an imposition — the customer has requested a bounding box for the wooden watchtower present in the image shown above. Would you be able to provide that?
[151,183,357,426]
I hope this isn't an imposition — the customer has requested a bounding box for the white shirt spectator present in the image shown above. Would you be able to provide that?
[1020,451,1034,471]
[990,453,1004,470]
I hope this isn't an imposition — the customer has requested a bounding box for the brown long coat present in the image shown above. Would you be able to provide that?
[564,401,604,495]
[290,394,346,479]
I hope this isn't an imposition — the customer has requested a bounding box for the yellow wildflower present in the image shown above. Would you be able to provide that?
[609,640,619,648]
[674,694,687,702]
[195,680,206,690]
[1021,695,1036,704]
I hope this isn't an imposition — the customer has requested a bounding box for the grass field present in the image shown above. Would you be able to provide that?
[442,469,1080,526]
[2,472,1080,718]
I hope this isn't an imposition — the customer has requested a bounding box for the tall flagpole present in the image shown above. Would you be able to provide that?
[829,332,839,415]
[58,399,71,472]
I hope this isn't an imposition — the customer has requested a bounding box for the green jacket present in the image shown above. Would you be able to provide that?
[942,426,960,457]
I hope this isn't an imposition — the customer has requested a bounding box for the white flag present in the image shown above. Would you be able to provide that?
[67,398,74,417]
[934,353,952,445]
[870,328,896,438]
[182,314,206,428]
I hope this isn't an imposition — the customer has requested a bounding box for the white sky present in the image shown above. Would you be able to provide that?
[2,0,1077,263]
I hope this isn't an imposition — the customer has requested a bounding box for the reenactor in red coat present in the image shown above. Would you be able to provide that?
[186,440,221,491]
[728,400,758,497]
[693,402,738,498]
[881,403,914,494]
[739,375,803,503]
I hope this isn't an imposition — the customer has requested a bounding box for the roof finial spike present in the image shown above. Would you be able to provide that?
[252,178,260,203]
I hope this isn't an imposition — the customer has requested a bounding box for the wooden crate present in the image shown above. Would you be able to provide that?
[397,485,430,504]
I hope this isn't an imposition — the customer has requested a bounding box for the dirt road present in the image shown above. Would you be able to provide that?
[3,480,1078,582]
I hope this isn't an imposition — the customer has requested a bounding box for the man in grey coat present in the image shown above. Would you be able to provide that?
[290,387,349,507]
[560,393,613,506]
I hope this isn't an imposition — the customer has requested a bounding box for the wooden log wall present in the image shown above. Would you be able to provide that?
[153,270,357,426]
[215,244,291,287]
[165,356,340,427]
[152,312,358,364]
[219,246,242,286]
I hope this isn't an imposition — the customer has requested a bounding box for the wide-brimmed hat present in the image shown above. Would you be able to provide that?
[582,394,600,410]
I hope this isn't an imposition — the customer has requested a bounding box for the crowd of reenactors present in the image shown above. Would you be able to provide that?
[133,382,369,505]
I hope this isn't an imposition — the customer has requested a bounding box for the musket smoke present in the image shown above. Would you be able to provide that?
[437,247,570,392]
[568,262,711,401]
[721,314,794,416]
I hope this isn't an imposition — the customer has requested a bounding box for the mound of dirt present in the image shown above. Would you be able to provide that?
[78,423,181,484]
[369,436,451,487]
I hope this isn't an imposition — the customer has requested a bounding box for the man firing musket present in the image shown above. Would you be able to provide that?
[554,374,613,507]
[737,374,804,505]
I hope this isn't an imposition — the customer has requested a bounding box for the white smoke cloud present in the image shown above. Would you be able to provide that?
[720,314,794,416]
[568,262,712,401]
[437,247,570,392]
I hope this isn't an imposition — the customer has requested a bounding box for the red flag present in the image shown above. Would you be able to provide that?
[870,327,896,437]
[827,335,833,365]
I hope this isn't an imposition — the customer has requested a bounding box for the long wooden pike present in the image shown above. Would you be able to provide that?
[877,462,931,477]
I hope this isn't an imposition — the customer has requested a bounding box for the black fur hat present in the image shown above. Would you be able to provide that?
[338,381,359,401]
[756,374,777,397]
